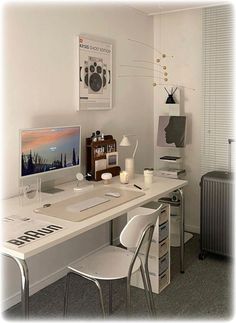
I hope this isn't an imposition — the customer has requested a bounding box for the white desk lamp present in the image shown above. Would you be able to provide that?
[119,135,138,179]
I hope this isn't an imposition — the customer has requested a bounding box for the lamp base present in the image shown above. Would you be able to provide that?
[125,158,134,180]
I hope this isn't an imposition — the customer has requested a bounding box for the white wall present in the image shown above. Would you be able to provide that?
[153,9,202,233]
[2,3,154,199]
[1,3,153,309]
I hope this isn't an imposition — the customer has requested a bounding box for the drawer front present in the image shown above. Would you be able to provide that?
[159,239,169,258]
[159,207,169,225]
[159,252,169,275]
[148,238,169,258]
[159,269,169,292]
[159,221,169,242]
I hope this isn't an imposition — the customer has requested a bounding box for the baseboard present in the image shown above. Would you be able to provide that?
[1,241,110,312]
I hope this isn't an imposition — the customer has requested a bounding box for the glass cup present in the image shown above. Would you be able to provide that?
[144,168,154,188]
[120,171,129,184]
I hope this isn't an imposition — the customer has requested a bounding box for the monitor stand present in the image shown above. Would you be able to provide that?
[41,180,64,194]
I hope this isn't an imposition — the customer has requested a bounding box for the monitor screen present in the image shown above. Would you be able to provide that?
[157,116,186,148]
[20,125,81,177]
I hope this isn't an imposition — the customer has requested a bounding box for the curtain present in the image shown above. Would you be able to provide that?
[201,5,234,174]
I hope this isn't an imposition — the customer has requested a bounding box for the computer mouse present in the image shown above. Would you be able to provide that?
[105,192,121,198]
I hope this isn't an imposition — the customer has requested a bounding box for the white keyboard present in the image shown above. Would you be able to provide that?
[66,197,110,213]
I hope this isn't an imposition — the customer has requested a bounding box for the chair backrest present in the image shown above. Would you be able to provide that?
[120,204,163,249]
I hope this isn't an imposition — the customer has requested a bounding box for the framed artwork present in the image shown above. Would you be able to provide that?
[106,152,118,168]
[77,34,112,111]
[157,116,187,148]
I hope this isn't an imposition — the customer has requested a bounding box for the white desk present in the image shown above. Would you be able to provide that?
[1,175,187,318]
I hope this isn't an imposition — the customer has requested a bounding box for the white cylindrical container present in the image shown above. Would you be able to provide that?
[144,168,154,188]
[101,172,112,185]
[120,171,129,184]
[125,158,134,180]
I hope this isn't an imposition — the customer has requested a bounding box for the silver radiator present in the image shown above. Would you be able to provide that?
[200,171,234,257]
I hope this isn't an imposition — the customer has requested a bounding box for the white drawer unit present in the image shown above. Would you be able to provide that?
[127,204,170,294]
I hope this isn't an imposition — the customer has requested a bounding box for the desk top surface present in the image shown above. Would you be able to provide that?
[1,175,187,260]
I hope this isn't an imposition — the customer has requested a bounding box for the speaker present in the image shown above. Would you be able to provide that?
[80,57,111,93]
[79,60,89,89]
[88,56,103,94]
[170,191,180,202]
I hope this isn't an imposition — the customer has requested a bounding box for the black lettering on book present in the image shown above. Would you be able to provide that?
[6,224,64,247]
[7,239,25,246]
[18,236,36,243]
[24,230,46,238]
[47,225,63,230]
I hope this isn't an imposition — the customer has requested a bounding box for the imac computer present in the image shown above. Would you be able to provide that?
[157,116,187,148]
[20,125,81,193]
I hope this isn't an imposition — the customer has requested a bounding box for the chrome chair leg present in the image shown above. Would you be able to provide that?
[144,265,156,315]
[92,278,106,318]
[108,280,112,315]
[63,272,72,317]
[78,274,106,317]
[140,264,152,314]
[64,272,105,318]
[126,276,131,315]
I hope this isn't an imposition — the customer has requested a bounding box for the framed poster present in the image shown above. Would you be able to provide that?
[77,34,112,111]
[106,152,118,167]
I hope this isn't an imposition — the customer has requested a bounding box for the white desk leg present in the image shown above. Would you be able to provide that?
[177,188,185,273]
[2,253,29,319]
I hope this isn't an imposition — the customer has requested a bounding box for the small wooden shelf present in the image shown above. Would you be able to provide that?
[86,135,120,181]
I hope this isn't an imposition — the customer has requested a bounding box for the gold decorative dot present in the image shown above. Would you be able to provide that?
[153,82,157,87]
[163,66,167,70]
[164,78,168,82]
[162,54,166,58]
[156,58,160,63]
[164,72,168,76]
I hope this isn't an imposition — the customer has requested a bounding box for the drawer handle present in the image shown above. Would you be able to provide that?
[160,226,166,231]
[160,273,167,279]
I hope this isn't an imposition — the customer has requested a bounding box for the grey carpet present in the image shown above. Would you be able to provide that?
[2,234,233,320]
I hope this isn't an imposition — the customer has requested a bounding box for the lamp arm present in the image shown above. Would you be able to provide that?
[132,139,139,159]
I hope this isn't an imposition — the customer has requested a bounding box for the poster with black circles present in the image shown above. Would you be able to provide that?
[78,35,112,110]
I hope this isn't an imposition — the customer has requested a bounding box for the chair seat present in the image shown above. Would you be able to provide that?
[68,245,141,280]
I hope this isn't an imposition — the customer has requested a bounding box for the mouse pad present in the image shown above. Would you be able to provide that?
[35,187,145,222]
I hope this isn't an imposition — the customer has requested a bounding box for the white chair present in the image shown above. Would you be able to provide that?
[63,204,163,317]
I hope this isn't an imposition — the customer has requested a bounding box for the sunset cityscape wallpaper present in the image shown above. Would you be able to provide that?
[21,126,81,176]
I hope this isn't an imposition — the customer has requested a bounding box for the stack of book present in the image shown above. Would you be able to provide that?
[158,168,186,179]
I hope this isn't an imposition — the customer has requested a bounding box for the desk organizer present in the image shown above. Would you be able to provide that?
[127,203,170,294]
[86,135,120,181]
